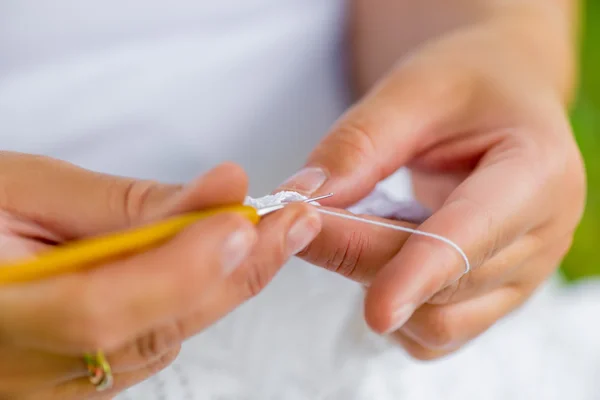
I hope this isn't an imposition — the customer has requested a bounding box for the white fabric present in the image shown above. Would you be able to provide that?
[244,191,321,209]
[1,2,599,399]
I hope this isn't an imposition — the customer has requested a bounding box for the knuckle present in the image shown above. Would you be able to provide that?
[110,178,171,225]
[316,118,382,175]
[235,224,291,299]
[135,322,183,364]
[147,347,180,375]
[324,230,370,279]
[421,309,457,350]
[295,239,328,268]
[429,271,473,305]
[450,197,499,267]
[294,242,313,259]
[241,260,277,299]
[428,281,460,305]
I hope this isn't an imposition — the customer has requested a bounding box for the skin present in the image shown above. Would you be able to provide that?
[0,154,322,399]
[280,0,585,360]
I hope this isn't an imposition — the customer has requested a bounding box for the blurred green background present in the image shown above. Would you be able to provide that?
[561,0,600,281]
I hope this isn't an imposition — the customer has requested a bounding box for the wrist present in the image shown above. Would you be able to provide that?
[478,2,578,106]
[351,1,578,105]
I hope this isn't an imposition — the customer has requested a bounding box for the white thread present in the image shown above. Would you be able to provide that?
[316,208,471,274]
[246,191,471,274]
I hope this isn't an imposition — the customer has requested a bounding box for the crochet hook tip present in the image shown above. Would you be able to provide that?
[258,193,334,216]
[304,193,333,203]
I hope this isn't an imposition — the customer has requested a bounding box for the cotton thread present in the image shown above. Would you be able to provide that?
[316,208,471,274]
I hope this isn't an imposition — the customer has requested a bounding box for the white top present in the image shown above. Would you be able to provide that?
[2,2,599,399]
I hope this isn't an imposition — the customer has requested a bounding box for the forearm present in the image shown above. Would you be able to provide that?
[350,0,579,104]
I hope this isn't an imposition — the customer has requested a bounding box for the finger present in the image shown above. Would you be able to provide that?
[276,53,476,206]
[85,205,317,381]
[297,208,412,285]
[160,203,322,338]
[156,162,249,218]
[106,321,183,375]
[230,203,322,298]
[392,285,526,358]
[0,213,257,354]
[0,152,247,238]
[2,321,184,397]
[364,146,551,334]
[427,233,543,304]
[391,234,569,360]
[0,347,86,395]
[21,347,180,400]
[427,231,570,305]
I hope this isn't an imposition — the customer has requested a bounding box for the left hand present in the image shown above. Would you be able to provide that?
[277,14,585,359]
[0,157,320,399]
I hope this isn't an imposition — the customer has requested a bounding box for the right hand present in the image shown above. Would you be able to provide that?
[0,152,322,399]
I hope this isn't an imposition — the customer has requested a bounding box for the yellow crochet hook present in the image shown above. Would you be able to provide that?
[0,194,332,285]
[0,205,258,285]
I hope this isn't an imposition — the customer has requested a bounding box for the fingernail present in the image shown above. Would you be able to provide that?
[221,228,255,275]
[280,167,328,195]
[286,210,321,256]
[385,303,416,334]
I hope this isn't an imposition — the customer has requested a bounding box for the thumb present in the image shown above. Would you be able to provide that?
[277,57,473,207]
[0,152,248,239]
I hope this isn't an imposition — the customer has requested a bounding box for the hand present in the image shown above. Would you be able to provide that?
[278,16,585,360]
[0,152,321,399]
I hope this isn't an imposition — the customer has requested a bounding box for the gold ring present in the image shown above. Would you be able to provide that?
[83,350,113,392]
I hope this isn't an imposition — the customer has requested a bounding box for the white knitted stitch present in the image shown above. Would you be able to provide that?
[244,191,315,209]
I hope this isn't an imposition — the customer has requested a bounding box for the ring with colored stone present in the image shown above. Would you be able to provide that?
[83,350,113,392]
